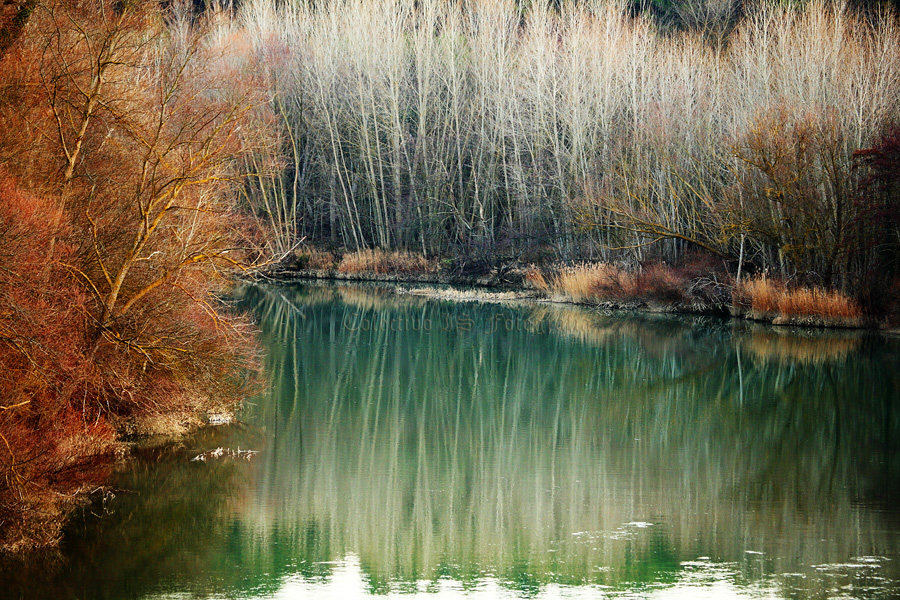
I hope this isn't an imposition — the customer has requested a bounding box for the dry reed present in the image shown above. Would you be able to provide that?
[552,263,629,303]
[337,249,436,275]
[778,287,862,319]
[532,262,693,305]
[293,248,337,270]
[735,276,862,324]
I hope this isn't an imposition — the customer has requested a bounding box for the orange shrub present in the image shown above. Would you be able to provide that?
[633,264,687,303]
[0,176,118,550]
[0,1,263,551]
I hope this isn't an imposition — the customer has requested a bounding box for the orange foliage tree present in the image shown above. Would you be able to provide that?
[0,0,267,550]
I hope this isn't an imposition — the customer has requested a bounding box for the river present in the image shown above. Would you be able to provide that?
[4,281,900,599]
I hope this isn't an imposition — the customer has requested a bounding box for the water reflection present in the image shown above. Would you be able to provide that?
[239,283,900,598]
[4,281,899,599]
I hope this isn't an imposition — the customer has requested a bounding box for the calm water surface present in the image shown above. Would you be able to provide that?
[5,281,900,599]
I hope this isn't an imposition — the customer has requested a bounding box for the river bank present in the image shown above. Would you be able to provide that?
[0,400,242,555]
[253,251,881,331]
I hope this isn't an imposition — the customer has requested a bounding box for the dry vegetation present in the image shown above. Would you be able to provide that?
[285,248,440,276]
[527,262,691,305]
[526,261,865,325]
[0,2,264,551]
[210,0,900,319]
[554,264,630,303]
[337,249,438,275]
[734,276,863,326]
[291,248,338,270]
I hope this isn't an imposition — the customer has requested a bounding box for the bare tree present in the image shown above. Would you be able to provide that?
[15,1,264,367]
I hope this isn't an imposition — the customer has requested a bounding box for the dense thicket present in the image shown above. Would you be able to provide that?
[230,0,900,291]
[0,1,261,550]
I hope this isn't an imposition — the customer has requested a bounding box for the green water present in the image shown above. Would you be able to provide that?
[5,281,900,599]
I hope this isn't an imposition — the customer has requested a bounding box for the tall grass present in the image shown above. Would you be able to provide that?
[534,262,636,303]
[528,261,694,304]
[337,248,437,275]
[735,275,863,325]
[220,0,900,278]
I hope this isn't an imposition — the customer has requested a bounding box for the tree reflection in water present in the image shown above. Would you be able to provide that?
[3,281,898,600]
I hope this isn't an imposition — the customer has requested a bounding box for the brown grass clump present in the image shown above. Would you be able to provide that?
[737,276,783,314]
[293,248,337,270]
[532,262,690,305]
[338,249,437,276]
[735,276,863,326]
[524,266,550,292]
[557,264,618,302]
[539,263,630,303]
[778,287,862,320]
